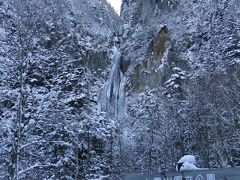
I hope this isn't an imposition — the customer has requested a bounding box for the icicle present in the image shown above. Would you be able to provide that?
[99,46,126,117]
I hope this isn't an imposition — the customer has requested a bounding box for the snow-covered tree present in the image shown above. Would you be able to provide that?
[164,67,186,99]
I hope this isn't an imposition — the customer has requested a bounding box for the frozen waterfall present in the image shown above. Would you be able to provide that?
[99,46,126,117]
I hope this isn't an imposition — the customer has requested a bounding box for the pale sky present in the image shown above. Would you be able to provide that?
[107,0,122,15]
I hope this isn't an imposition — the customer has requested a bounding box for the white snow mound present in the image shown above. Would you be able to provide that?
[177,155,196,164]
[179,161,200,171]
[176,155,200,171]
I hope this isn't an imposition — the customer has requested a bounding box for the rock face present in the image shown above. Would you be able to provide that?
[120,0,239,93]
[107,0,240,176]
[120,1,181,92]
[1,0,239,178]
[131,26,170,91]
[149,26,169,58]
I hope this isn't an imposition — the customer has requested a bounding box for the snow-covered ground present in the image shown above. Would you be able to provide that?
[176,155,200,171]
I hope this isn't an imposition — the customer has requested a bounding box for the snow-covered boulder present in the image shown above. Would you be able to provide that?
[176,155,200,171]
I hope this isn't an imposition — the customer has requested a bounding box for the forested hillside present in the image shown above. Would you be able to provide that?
[0,0,239,179]
[0,0,118,179]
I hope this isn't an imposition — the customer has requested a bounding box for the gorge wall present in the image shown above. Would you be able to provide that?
[0,0,239,179]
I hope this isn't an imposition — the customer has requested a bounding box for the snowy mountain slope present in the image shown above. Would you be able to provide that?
[109,0,240,176]
[0,0,119,179]
[119,0,240,95]
[71,0,119,37]
[0,0,239,179]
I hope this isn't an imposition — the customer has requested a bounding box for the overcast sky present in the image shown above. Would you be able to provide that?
[107,0,122,15]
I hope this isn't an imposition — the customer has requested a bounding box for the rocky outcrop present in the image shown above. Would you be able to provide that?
[119,0,194,93]
[130,26,170,91]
